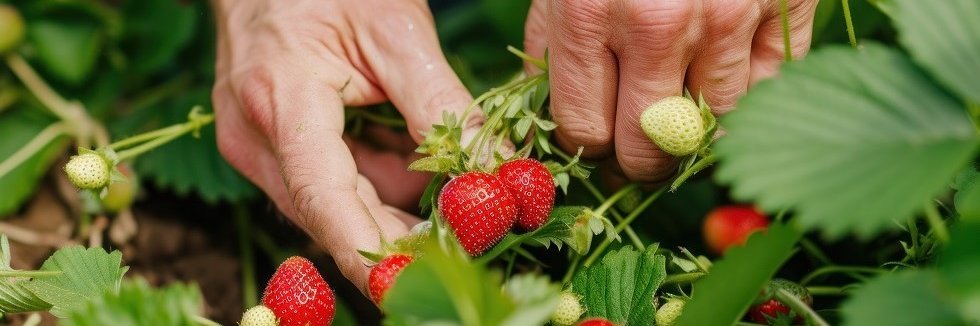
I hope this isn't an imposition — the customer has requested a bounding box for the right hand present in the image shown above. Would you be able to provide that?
[211,0,475,293]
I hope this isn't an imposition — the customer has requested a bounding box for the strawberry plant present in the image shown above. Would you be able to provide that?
[0,0,978,325]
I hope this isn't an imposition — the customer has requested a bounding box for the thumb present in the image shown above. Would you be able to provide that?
[354,1,476,143]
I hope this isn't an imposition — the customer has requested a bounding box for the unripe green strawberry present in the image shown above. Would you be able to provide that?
[655,298,685,326]
[640,96,705,156]
[240,305,278,326]
[100,164,138,213]
[64,153,111,190]
[0,4,25,53]
[551,291,584,325]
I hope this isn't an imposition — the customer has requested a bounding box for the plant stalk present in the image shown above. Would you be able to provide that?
[776,288,830,326]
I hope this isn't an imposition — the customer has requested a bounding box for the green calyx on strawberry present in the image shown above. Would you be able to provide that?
[262,256,335,326]
[639,94,716,157]
[438,171,517,256]
[497,158,555,232]
[656,297,686,326]
[0,4,25,53]
[577,317,616,326]
[240,305,279,326]
[703,205,769,255]
[748,278,812,324]
[550,291,584,326]
[369,254,414,305]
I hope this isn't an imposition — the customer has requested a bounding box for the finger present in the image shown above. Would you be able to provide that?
[613,0,699,181]
[354,175,414,242]
[685,1,762,114]
[213,82,296,217]
[353,0,475,143]
[523,0,548,74]
[549,0,618,158]
[749,0,819,85]
[345,136,431,212]
[233,59,386,292]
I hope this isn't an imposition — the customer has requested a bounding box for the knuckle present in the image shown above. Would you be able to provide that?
[628,0,697,38]
[554,0,609,43]
[705,1,760,33]
[234,65,277,136]
[616,142,675,182]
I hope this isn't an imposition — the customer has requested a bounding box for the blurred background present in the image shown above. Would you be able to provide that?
[0,0,896,324]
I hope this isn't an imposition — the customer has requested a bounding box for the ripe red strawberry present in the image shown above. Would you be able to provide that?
[369,254,414,304]
[703,205,769,255]
[438,172,518,256]
[262,256,335,326]
[497,159,555,232]
[748,279,812,324]
[577,317,616,326]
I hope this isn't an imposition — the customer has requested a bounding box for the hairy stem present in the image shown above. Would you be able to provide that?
[0,122,68,180]
[780,0,793,61]
[776,288,830,326]
[841,0,858,48]
[923,201,949,244]
[234,205,257,308]
[582,187,666,268]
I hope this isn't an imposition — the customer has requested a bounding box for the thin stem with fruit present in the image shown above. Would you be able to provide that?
[582,186,666,268]
[780,0,793,61]
[0,122,68,180]
[193,315,222,326]
[670,153,716,191]
[561,254,583,285]
[114,113,215,161]
[922,201,949,244]
[842,0,858,48]
[799,265,883,285]
[806,286,848,296]
[234,205,258,308]
[663,272,706,285]
[5,54,73,120]
[775,288,830,326]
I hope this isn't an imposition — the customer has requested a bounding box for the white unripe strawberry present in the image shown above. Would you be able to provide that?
[64,153,111,190]
[640,96,705,157]
[551,291,585,326]
[656,297,686,326]
[240,305,278,326]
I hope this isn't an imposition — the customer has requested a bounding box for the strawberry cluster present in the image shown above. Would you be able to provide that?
[438,158,556,256]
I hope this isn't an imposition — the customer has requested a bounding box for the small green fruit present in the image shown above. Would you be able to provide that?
[0,4,25,53]
[100,164,138,213]
[655,298,685,326]
[639,96,705,157]
[240,305,278,326]
[64,153,111,190]
[551,291,585,326]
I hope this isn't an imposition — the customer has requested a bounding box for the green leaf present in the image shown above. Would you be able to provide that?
[60,278,203,326]
[501,274,561,326]
[22,247,128,317]
[0,234,53,315]
[121,0,198,75]
[117,89,256,203]
[938,221,980,320]
[714,44,980,238]
[384,235,557,326]
[953,166,980,220]
[571,245,666,325]
[841,270,964,326]
[676,223,802,326]
[28,17,103,84]
[891,0,980,102]
[0,107,67,217]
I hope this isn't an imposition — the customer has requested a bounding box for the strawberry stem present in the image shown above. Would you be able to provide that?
[113,107,214,162]
[581,187,666,268]
[805,286,849,296]
[775,288,829,326]
[799,265,883,285]
[193,315,222,326]
[234,204,258,309]
[842,0,858,48]
[663,272,706,285]
[922,200,949,244]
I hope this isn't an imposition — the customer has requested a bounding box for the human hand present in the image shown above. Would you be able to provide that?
[524,0,818,181]
[211,0,473,292]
